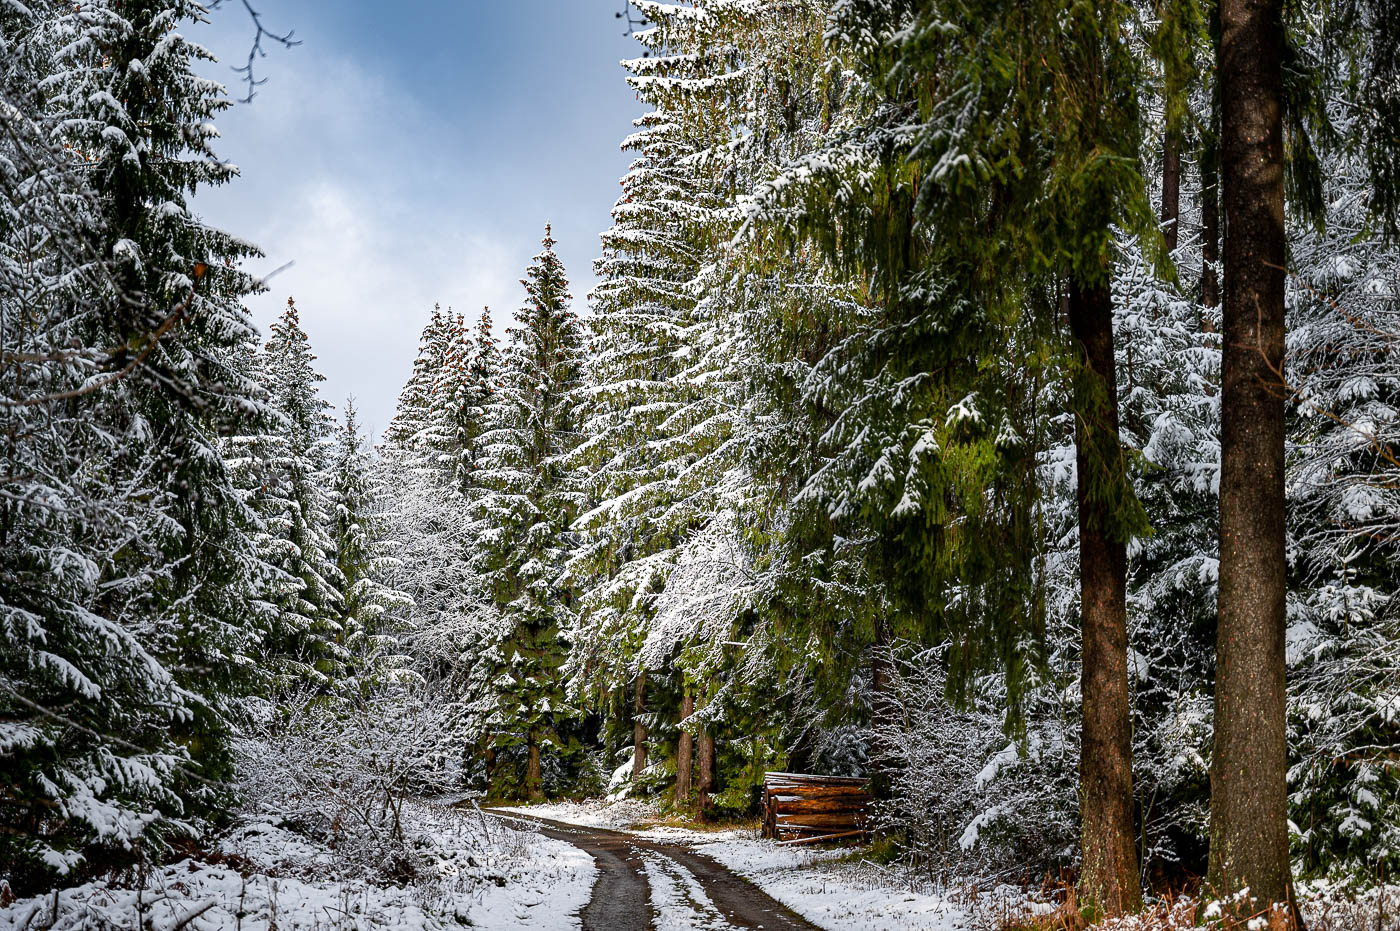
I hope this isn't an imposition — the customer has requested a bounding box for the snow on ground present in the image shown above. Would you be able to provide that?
[508,797,974,931]
[496,796,659,830]
[0,802,595,931]
[681,833,971,931]
[641,850,732,931]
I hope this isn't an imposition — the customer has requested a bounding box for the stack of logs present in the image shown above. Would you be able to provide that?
[760,772,870,845]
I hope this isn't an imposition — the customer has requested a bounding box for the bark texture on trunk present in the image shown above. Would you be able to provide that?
[676,689,694,809]
[697,725,715,820]
[1162,131,1182,254]
[868,615,896,800]
[1069,276,1143,917]
[632,674,648,784]
[1208,0,1297,921]
[526,731,544,802]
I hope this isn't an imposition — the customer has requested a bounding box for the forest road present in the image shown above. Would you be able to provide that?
[486,811,825,931]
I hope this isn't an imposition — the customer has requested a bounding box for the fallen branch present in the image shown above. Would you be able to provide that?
[170,901,216,930]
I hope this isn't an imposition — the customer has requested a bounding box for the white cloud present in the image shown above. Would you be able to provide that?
[190,3,636,437]
[194,43,520,437]
[239,180,516,439]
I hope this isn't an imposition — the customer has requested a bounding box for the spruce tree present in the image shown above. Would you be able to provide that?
[747,0,1169,910]
[1207,0,1400,916]
[1206,0,1296,916]
[327,399,414,689]
[472,227,589,800]
[1286,142,1400,883]
[1,0,267,884]
[257,298,347,688]
[456,308,500,495]
[569,36,736,791]
[386,304,452,455]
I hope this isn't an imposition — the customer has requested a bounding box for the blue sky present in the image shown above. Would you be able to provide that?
[191,0,644,437]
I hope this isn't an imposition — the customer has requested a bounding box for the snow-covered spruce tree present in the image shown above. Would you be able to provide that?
[455,307,500,496]
[736,0,1049,735]
[424,309,477,480]
[1285,139,1400,885]
[253,299,348,689]
[385,304,453,455]
[708,0,891,784]
[377,307,489,706]
[471,227,590,801]
[384,304,486,493]
[741,0,1192,910]
[327,399,414,691]
[1,0,267,887]
[567,4,747,802]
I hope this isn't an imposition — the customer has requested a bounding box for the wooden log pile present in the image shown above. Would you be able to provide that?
[760,772,870,845]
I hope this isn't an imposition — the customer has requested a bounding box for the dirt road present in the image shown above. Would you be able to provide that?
[488,811,824,931]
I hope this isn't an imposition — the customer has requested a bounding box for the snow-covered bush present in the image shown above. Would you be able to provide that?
[872,647,1079,885]
[236,687,466,883]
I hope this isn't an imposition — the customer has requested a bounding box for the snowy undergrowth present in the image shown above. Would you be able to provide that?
[0,802,594,930]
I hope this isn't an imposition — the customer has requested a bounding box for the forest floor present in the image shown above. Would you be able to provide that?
[0,796,974,931]
[0,802,597,930]
[493,799,980,931]
[13,795,1394,931]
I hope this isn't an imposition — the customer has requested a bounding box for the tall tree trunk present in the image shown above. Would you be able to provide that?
[868,615,896,800]
[697,719,715,821]
[526,730,544,802]
[1162,131,1182,254]
[1208,0,1297,922]
[676,688,694,809]
[1069,276,1143,917]
[632,673,648,785]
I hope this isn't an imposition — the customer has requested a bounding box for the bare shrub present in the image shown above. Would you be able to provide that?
[236,685,466,882]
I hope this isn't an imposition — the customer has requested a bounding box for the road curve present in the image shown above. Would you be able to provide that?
[488,810,824,931]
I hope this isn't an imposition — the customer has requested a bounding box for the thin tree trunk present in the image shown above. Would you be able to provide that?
[1201,147,1221,315]
[1208,0,1297,922]
[697,720,715,821]
[1162,131,1182,254]
[1069,276,1143,917]
[632,673,648,785]
[676,688,694,810]
[526,730,544,802]
[484,739,498,795]
[868,615,896,800]
[1200,3,1222,324]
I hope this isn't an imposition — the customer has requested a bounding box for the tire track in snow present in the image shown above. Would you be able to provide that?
[641,849,730,930]
[489,810,823,931]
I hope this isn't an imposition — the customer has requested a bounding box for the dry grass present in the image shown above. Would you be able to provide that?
[630,812,765,834]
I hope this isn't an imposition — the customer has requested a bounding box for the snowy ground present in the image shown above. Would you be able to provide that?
[499,798,977,931]
[0,802,594,930]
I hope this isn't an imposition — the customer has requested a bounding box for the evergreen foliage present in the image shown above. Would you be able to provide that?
[3,0,1400,905]
[470,227,591,800]
[0,0,267,887]
[253,299,346,688]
